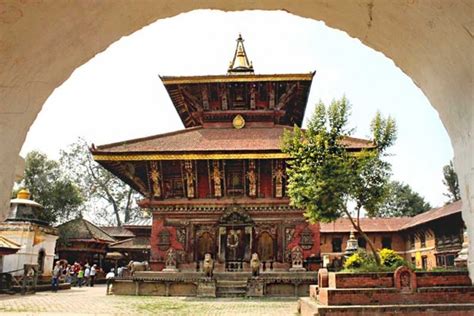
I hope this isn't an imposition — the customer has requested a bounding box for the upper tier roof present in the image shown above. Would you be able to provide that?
[92,126,374,156]
[160,73,315,128]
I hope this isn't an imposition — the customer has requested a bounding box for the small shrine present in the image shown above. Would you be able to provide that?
[0,190,58,276]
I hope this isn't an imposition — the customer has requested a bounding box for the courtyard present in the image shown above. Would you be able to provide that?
[0,285,299,316]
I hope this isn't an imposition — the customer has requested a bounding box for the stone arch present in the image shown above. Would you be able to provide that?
[0,2,471,278]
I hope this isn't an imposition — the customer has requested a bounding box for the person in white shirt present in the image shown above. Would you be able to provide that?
[84,266,91,287]
[89,264,97,287]
[105,268,115,295]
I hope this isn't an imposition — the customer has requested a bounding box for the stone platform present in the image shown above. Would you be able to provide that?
[298,297,474,316]
[111,271,317,297]
[299,268,474,316]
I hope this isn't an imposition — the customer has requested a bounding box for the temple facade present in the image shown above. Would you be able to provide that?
[91,35,371,272]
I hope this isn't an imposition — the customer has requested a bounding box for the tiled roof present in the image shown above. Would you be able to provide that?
[320,201,463,233]
[320,217,411,233]
[100,226,135,238]
[401,200,462,230]
[108,237,150,250]
[93,126,373,154]
[57,218,116,243]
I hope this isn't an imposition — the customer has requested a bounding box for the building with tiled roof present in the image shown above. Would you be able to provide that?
[320,201,464,271]
[90,34,376,272]
[56,218,116,265]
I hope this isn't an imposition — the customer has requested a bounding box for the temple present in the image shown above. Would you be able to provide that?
[91,35,372,273]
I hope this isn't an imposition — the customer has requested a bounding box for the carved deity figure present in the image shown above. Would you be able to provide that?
[247,160,257,197]
[166,248,177,268]
[226,229,240,261]
[184,160,195,198]
[269,84,275,108]
[220,85,228,110]
[250,84,256,109]
[212,161,222,197]
[290,245,305,271]
[149,162,161,198]
[272,161,285,198]
[400,271,411,291]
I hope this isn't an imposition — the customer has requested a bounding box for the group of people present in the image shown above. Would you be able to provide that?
[51,260,100,292]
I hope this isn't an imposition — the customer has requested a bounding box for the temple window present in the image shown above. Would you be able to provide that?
[332,238,342,252]
[258,83,268,102]
[162,161,184,198]
[382,237,392,249]
[420,232,426,248]
[357,237,366,249]
[409,234,415,249]
[225,160,244,196]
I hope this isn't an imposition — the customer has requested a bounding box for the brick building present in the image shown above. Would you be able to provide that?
[320,200,464,270]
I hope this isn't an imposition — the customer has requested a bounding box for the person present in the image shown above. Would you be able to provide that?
[65,264,72,284]
[84,265,91,287]
[77,267,84,287]
[89,264,97,287]
[51,261,61,292]
[117,266,124,278]
[105,268,115,295]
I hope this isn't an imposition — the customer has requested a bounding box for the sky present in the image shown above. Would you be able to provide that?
[21,10,453,208]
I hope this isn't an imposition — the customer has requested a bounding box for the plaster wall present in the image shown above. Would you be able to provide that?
[0,224,58,276]
[0,1,472,277]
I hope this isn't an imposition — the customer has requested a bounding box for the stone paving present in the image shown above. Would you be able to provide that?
[0,285,299,315]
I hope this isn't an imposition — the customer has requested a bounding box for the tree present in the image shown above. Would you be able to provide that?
[59,138,141,226]
[442,160,460,203]
[16,151,83,224]
[378,181,431,217]
[282,97,397,265]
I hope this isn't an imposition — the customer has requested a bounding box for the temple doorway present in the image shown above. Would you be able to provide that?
[218,206,254,271]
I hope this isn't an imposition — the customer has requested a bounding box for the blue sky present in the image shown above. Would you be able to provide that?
[21,10,453,208]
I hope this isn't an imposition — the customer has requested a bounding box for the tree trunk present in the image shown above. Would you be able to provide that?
[343,208,381,265]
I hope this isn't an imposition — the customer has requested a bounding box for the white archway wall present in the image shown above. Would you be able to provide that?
[0,1,472,272]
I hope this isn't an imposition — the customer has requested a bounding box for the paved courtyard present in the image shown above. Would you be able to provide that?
[0,285,299,315]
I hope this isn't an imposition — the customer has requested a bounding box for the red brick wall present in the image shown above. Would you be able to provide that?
[287,222,321,258]
[150,216,184,271]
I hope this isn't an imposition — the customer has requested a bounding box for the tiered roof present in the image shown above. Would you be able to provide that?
[57,218,116,243]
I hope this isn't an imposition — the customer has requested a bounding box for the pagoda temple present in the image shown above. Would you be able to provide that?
[91,35,371,272]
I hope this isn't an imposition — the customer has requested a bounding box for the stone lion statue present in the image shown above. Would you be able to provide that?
[202,253,214,278]
[127,261,149,275]
[250,253,260,277]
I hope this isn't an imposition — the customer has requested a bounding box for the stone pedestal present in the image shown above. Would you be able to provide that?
[246,277,264,297]
[197,278,216,297]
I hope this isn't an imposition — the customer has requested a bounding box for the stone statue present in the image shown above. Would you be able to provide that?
[149,162,161,198]
[289,245,306,271]
[212,161,222,197]
[250,253,260,277]
[127,261,149,275]
[202,253,214,278]
[163,248,179,272]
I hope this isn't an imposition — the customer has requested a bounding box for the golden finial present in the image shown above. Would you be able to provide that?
[228,34,254,74]
[17,189,30,200]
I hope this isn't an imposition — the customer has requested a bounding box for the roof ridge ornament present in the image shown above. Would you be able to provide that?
[227,34,254,75]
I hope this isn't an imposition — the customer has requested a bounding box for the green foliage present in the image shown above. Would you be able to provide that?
[59,138,141,226]
[343,249,407,272]
[282,98,397,223]
[16,151,83,224]
[443,160,461,203]
[379,248,406,268]
[378,181,431,217]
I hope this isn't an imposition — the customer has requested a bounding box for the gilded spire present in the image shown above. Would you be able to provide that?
[228,34,254,74]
